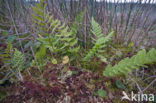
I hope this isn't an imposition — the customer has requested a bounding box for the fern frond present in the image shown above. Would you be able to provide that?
[32,1,79,61]
[0,42,12,63]
[91,17,103,39]
[11,48,25,71]
[32,0,48,35]
[83,17,114,62]
[35,44,46,61]
[103,48,156,77]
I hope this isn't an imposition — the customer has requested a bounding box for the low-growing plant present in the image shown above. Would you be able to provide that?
[83,17,115,63]
[103,48,156,77]
[32,0,80,66]
[0,42,25,83]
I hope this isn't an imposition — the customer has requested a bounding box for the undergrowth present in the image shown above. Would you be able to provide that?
[0,0,156,102]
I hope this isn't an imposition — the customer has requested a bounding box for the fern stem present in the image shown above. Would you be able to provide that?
[47,33,54,57]
[9,67,23,82]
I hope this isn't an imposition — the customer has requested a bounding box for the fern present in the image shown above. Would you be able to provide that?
[36,16,80,56]
[35,44,46,61]
[0,43,24,71]
[32,0,47,34]
[33,43,47,68]
[56,25,80,55]
[11,48,25,71]
[83,17,115,62]
[103,48,156,77]
[0,42,12,63]
[0,44,25,82]
[32,0,62,36]
[32,0,79,61]
[0,42,12,84]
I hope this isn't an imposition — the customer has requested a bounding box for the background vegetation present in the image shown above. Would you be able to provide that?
[0,0,156,103]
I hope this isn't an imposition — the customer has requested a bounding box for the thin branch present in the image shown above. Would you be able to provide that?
[30,46,41,72]
[143,75,156,82]
[6,1,24,54]
[142,79,156,92]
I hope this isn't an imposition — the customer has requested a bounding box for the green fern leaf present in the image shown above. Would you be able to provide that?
[32,0,79,62]
[35,44,46,61]
[83,18,114,62]
[11,48,25,71]
[103,48,156,77]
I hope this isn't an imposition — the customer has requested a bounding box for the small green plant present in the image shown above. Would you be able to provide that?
[34,43,47,66]
[0,42,25,82]
[103,48,156,77]
[0,42,12,84]
[95,89,107,98]
[83,17,115,62]
[11,48,25,72]
[10,48,25,81]
[32,0,80,64]
[0,42,12,63]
